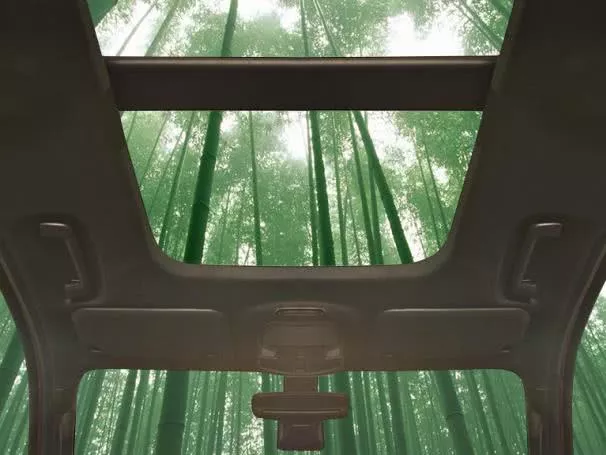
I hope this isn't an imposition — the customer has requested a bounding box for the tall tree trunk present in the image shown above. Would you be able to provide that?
[110,370,138,455]
[249,112,278,454]
[8,403,27,455]
[576,368,606,443]
[155,5,238,448]
[146,0,184,56]
[351,374,371,454]
[140,112,171,187]
[306,114,320,265]
[0,332,23,414]
[346,188,362,265]
[434,371,475,455]
[158,113,197,249]
[214,187,233,264]
[360,373,377,452]
[300,0,335,266]
[142,372,164,454]
[331,114,348,264]
[480,371,513,454]
[183,0,239,264]
[126,370,150,454]
[310,113,335,260]
[374,373,395,455]
[352,111,413,264]
[414,141,441,249]
[465,371,496,454]
[116,2,157,56]
[0,374,27,453]
[364,66,471,455]
[421,138,449,237]
[193,372,213,455]
[232,191,247,264]
[333,373,357,455]
[368,160,384,264]
[154,370,188,455]
[348,114,375,263]
[207,373,228,455]
[77,371,106,455]
[386,373,409,454]
[181,373,202,455]
[400,373,423,455]
[232,375,244,455]
[312,0,413,264]
[249,112,264,266]
[147,127,186,212]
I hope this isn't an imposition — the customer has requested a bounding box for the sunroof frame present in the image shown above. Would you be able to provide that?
[1,0,606,454]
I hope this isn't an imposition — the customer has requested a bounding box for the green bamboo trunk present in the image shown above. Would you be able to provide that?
[368,161,384,264]
[0,332,24,414]
[249,113,278,454]
[140,113,171,186]
[331,114,348,265]
[348,114,375,263]
[7,403,27,455]
[146,0,185,56]
[399,373,423,455]
[352,111,413,264]
[158,113,197,249]
[147,127,186,212]
[154,370,189,455]
[413,142,441,249]
[110,370,138,455]
[350,373,371,454]
[0,375,27,453]
[249,112,264,266]
[386,373,408,454]
[126,370,150,454]
[362,373,378,452]
[464,371,496,455]
[155,2,238,453]
[306,114,320,265]
[115,2,156,56]
[141,372,164,454]
[375,373,396,455]
[77,371,106,454]
[183,0,238,263]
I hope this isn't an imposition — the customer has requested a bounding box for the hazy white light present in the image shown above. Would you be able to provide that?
[385,13,463,56]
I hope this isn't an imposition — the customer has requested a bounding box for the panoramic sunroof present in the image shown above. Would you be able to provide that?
[124,111,480,265]
[76,369,527,455]
[90,0,512,57]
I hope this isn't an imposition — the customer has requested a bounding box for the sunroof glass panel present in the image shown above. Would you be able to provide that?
[89,0,513,56]
[124,111,480,265]
[573,283,606,454]
[76,369,527,454]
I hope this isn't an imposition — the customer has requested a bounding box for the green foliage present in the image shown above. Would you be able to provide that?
[1,1,603,455]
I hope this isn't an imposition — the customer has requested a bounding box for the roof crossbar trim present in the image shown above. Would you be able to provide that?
[106,56,496,111]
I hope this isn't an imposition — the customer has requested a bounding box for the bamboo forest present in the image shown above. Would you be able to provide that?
[0,0,604,454]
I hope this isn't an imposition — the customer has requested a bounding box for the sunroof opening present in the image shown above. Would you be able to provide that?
[89,0,513,57]
[0,293,29,454]
[573,284,606,454]
[77,369,526,454]
[124,111,479,265]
